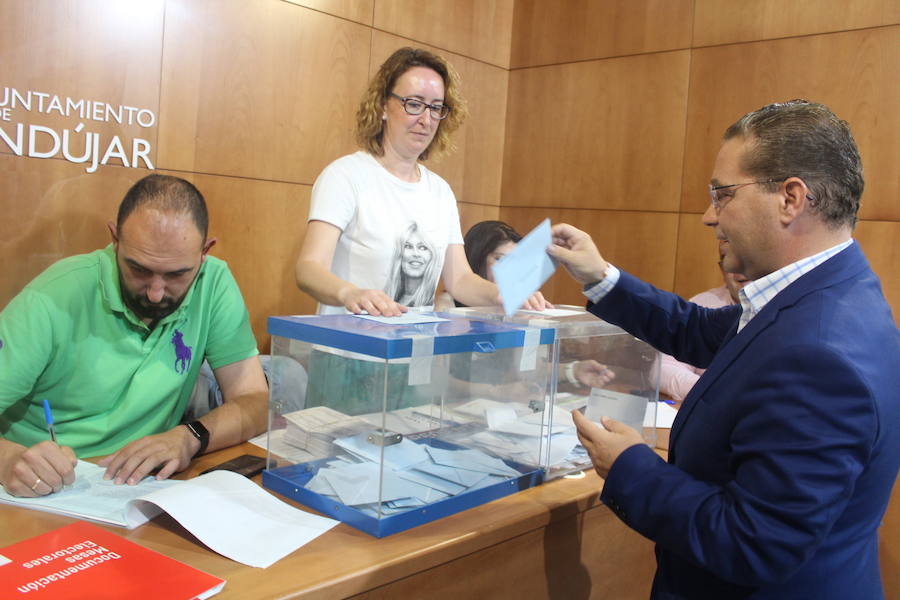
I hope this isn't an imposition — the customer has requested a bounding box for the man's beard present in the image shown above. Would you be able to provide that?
[120,280,183,323]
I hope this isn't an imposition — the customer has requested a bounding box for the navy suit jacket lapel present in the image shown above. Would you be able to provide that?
[667,243,868,459]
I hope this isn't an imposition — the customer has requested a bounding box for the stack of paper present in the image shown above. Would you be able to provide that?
[0,461,338,568]
[282,406,370,458]
[448,401,573,467]
[448,398,533,422]
[356,405,444,435]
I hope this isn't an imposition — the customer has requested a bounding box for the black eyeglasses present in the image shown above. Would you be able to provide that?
[708,179,781,212]
[389,93,451,120]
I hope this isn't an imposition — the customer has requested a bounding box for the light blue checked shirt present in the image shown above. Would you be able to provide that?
[734,239,853,331]
[583,239,854,333]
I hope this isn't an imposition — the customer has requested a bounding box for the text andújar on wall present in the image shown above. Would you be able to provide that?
[0,87,155,173]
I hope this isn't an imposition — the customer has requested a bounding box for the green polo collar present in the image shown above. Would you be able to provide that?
[97,244,207,330]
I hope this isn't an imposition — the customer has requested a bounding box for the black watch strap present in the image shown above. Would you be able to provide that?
[184,420,210,458]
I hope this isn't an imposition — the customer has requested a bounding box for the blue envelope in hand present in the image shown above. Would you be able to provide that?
[491,218,557,315]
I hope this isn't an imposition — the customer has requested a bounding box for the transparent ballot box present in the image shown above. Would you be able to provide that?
[448,305,661,479]
[263,313,556,537]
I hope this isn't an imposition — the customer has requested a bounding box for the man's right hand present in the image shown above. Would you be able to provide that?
[548,223,610,285]
[338,287,408,317]
[0,439,77,497]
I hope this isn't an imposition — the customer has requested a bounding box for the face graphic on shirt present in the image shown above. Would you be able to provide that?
[387,222,440,306]
[401,230,434,279]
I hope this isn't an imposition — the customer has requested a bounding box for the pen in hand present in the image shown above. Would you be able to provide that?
[42,398,57,443]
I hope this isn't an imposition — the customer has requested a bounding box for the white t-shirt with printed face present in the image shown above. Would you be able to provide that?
[308,151,464,315]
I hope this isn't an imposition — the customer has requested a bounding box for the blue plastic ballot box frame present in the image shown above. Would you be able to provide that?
[263,438,543,538]
[264,313,556,537]
[267,313,555,359]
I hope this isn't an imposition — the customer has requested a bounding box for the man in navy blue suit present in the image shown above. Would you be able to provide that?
[549,100,899,599]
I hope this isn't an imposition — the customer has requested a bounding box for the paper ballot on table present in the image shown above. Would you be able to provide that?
[0,461,338,569]
[0,461,175,528]
[518,307,584,318]
[134,470,338,568]
[492,218,557,315]
[354,312,449,324]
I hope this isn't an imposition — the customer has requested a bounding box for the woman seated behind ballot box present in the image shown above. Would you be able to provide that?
[437,220,616,395]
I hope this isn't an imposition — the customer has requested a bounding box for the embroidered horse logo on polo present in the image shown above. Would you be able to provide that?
[171,329,192,374]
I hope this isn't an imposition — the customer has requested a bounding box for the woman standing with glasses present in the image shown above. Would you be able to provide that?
[295,47,548,316]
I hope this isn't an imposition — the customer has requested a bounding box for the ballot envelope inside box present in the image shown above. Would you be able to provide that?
[262,312,557,537]
[447,305,661,480]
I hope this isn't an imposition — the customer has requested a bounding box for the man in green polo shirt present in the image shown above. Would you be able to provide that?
[0,174,268,497]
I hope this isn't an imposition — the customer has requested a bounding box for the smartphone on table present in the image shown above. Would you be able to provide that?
[200,454,267,478]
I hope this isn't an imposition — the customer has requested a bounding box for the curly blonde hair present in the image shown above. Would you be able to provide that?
[355,47,468,162]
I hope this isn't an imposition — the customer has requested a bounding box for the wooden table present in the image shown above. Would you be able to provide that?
[0,442,661,599]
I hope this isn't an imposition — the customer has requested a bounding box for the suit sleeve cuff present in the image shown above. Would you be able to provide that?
[599,442,664,523]
[583,264,621,304]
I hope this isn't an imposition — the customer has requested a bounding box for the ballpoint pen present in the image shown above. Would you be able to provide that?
[42,398,57,443]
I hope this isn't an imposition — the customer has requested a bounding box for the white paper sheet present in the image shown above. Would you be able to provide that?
[519,308,584,318]
[485,405,519,429]
[353,312,449,324]
[129,470,338,568]
[645,401,678,428]
[0,461,174,528]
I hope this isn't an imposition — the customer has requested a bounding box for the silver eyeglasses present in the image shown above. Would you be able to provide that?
[390,93,451,120]
[708,179,781,212]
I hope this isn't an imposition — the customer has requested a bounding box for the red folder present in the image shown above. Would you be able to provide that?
[0,522,225,599]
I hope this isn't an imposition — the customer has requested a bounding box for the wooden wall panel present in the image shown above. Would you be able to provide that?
[854,220,900,326]
[500,207,679,306]
[157,0,370,184]
[0,156,149,309]
[510,0,693,68]
[453,53,509,207]
[283,0,374,25]
[503,51,690,212]
[693,0,898,47]
[373,0,514,68]
[457,202,501,236]
[673,214,724,298]
[190,174,313,347]
[0,0,164,161]
[371,32,509,207]
[682,27,900,220]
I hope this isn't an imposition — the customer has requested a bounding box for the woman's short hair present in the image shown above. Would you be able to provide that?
[355,47,468,161]
[463,221,522,280]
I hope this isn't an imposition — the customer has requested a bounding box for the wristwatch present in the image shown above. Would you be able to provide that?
[184,420,210,458]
